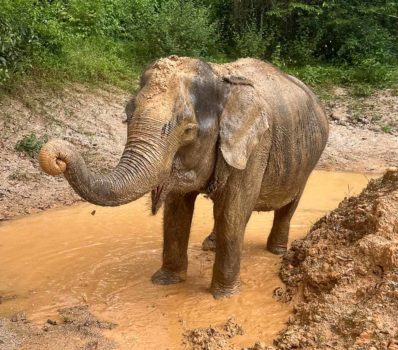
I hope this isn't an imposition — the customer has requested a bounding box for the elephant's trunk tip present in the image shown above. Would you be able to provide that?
[39,139,69,176]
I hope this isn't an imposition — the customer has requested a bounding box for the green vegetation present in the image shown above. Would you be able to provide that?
[381,124,393,133]
[1,0,397,92]
[15,133,49,157]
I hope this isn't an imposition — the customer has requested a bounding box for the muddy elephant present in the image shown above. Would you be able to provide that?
[39,56,329,299]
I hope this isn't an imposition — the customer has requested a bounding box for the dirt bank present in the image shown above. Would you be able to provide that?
[1,84,397,221]
[267,168,398,350]
[324,87,398,135]
[0,305,116,350]
[0,84,128,220]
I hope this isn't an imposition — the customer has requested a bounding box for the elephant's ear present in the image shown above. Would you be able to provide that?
[219,76,269,170]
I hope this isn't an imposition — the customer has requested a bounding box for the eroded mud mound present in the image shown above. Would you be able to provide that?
[273,168,398,349]
[183,318,244,350]
[0,305,116,350]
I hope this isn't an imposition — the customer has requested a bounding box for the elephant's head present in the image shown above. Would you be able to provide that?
[39,56,269,212]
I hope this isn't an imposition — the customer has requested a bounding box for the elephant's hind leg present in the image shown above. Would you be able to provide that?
[266,191,303,255]
[151,192,197,285]
[202,230,216,251]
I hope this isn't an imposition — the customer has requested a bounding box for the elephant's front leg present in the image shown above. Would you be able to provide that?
[211,182,260,299]
[210,213,246,299]
[151,192,198,285]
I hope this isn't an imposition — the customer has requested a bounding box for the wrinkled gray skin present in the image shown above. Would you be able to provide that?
[39,56,329,299]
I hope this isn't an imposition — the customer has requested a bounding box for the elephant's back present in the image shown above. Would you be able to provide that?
[220,60,329,151]
[228,60,330,210]
[211,59,286,92]
[213,59,329,210]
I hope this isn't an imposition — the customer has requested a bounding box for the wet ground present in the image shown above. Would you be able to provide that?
[0,171,375,349]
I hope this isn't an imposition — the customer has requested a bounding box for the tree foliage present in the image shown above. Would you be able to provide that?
[209,0,398,65]
[0,0,397,89]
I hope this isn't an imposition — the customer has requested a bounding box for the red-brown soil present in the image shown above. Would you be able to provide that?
[269,168,398,350]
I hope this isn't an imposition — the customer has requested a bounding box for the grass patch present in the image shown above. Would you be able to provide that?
[284,63,398,98]
[15,133,49,158]
[286,64,398,87]
[351,84,374,97]
[381,125,393,134]
[46,38,140,90]
[2,38,141,94]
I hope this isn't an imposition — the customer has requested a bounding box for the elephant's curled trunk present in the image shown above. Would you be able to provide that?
[39,139,163,206]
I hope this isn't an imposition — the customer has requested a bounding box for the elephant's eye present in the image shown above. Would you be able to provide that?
[184,124,197,135]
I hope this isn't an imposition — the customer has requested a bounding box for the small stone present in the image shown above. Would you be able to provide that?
[388,341,398,350]
[10,312,27,322]
[313,315,322,322]
[330,107,349,123]
[253,341,267,350]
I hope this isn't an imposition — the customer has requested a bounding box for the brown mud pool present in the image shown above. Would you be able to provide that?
[0,170,375,349]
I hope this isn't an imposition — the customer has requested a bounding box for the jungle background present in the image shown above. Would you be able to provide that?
[1,0,397,220]
[1,0,398,94]
[1,2,398,349]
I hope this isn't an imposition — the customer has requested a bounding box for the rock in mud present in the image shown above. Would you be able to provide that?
[10,312,26,323]
[0,295,17,304]
[272,168,398,349]
[59,305,116,330]
[183,318,244,350]
[244,341,276,350]
[0,305,117,350]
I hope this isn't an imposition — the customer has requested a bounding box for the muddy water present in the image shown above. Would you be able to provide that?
[0,171,374,349]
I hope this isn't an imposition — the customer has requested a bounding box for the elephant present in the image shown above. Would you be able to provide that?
[39,56,329,299]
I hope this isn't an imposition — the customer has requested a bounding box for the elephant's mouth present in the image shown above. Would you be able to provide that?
[151,181,170,215]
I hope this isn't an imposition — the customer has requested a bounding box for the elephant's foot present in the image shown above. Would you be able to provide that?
[202,231,216,251]
[266,243,287,255]
[210,281,240,299]
[151,268,186,285]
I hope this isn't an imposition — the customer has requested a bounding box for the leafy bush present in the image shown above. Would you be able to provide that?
[0,0,219,89]
[212,0,398,66]
[0,0,397,91]
[349,60,391,85]
[351,84,374,97]
[15,133,49,157]
[0,1,37,84]
[57,0,132,38]
[233,23,266,58]
[126,0,218,61]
